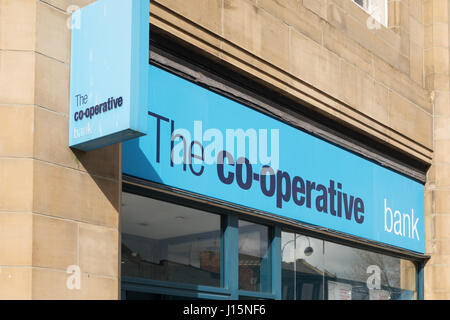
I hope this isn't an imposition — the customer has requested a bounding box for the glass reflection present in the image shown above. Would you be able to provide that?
[282,231,417,300]
[121,192,221,287]
[324,241,417,300]
[238,220,270,292]
[282,231,324,300]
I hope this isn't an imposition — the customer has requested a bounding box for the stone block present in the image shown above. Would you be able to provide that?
[432,0,449,24]
[340,60,389,123]
[289,28,341,98]
[374,56,432,112]
[432,163,450,188]
[0,213,32,266]
[409,16,424,47]
[0,105,34,157]
[79,224,118,277]
[434,139,450,164]
[0,159,33,212]
[428,265,450,291]
[388,91,432,148]
[0,267,32,300]
[433,189,450,214]
[328,2,408,74]
[32,214,78,270]
[223,0,290,71]
[433,91,450,117]
[434,116,450,140]
[425,73,449,91]
[426,24,449,49]
[0,0,36,50]
[322,23,373,75]
[425,47,449,76]
[32,160,119,227]
[423,0,433,24]
[409,42,423,85]
[303,0,327,20]
[34,107,120,180]
[409,0,423,22]
[258,0,323,44]
[435,215,450,239]
[35,53,70,114]
[154,0,222,36]
[0,51,35,105]
[150,2,221,58]
[31,268,118,299]
[36,1,70,62]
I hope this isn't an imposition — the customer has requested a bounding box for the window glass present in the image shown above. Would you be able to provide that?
[121,192,221,287]
[121,192,418,299]
[282,231,324,300]
[238,220,271,292]
[324,241,417,300]
[281,232,295,299]
[282,231,417,300]
[353,0,387,27]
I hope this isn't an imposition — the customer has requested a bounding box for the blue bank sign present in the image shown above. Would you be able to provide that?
[123,66,425,254]
[69,0,149,151]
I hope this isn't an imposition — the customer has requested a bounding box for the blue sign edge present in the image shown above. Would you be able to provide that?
[68,0,149,151]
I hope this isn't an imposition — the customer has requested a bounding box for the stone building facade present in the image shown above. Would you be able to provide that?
[0,0,449,299]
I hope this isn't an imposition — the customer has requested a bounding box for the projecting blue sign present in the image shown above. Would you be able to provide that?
[123,66,425,254]
[69,0,149,151]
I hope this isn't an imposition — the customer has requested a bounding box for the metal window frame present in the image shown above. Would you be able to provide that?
[121,178,425,300]
[122,181,279,300]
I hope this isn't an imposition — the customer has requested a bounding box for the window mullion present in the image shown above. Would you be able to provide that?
[271,226,282,300]
[223,215,239,299]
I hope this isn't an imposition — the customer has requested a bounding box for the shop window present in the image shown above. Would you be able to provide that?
[121,190,418,300]
[353,0,388,27]
[281,231,417,300]
[323,241,417,300]
[121,192,222,287]
[281,232,325,300]
[238,220,271,293]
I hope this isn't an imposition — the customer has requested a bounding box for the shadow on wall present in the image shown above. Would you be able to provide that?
[72,144,121,213]
[70,137,164,215]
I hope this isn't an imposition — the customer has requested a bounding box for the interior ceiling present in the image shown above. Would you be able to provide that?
[121,192,220,240]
